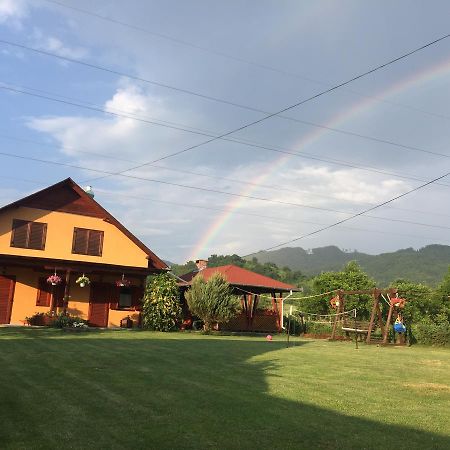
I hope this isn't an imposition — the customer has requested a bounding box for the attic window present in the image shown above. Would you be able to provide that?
[11,219,47,250]
[72,228,104,257]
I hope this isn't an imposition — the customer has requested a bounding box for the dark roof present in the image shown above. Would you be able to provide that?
[179,264,297,292]
[0,178,167,271]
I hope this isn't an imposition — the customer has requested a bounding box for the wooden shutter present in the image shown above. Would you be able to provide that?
[73,228,103,256]
[0,276,15,324]
[73,228,89,254]
[11,219,29,248]
[54,282,66,307]
[132,287,144,310]
[28,222,47,250]
[36,278,52,307]
[109,285,120,310]
[11,219,46,250]
[87,230,103,256]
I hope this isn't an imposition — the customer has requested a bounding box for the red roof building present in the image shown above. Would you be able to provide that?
[179,261,298,333]
[179,264,296,293]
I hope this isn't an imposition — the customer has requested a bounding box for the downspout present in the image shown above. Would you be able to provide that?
[281,290,293,330]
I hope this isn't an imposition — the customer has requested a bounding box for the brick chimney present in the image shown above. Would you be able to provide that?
[195,259,208,271]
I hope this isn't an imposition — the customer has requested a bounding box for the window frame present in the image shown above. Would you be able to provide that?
[10,219,47,250]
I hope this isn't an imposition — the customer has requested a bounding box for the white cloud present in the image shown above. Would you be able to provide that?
[0,0,28,27]
[31,28,89,60]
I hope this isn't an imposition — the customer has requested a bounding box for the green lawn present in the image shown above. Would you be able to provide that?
[0,328,449,449]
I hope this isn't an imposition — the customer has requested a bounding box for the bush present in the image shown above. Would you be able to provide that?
[142,273,181,331]
[412,314,450,346]
[51,313,88,329]
[25,312,47,326]
[304,321,335,335]
[284,315,304,335]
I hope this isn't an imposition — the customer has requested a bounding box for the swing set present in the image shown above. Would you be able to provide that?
[329,288,408,345]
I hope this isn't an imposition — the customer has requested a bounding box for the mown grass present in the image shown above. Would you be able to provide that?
[0,327,449,449]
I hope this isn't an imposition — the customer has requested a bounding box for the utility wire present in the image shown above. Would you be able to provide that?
[3,83,450,190]
[1,33,449,178]
[41,0,450,123]
[3,132,450,221]
[3,80,450,163]
[0,173,445,244]
[247,170,450,254]
[0,149,449,233]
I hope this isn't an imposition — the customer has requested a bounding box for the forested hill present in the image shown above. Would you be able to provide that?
[247,245,450,286]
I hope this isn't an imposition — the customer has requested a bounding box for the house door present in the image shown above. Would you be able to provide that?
[88,282,111,327]
[0,276,15,324]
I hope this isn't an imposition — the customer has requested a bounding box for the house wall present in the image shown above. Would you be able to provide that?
[8,267,143,328]
[0,206,149,268]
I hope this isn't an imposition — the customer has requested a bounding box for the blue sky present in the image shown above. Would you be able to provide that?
[1,0,450,263]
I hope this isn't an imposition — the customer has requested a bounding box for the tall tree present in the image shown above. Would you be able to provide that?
[186,273,239,331]
[142,273,181,331]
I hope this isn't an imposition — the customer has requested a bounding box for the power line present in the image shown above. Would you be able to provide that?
[0,174,445,244]
[3,132,450,221]
[246,169,450,254]
[1,33,449,177]
[41,0,450,124]
[0,148,449,233]
[3,83,450,191]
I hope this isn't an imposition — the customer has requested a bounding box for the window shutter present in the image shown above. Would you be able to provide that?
[54,282,66,307]
[73,228,103,256]
[36,278,52,307]
[73,228,88,254]
[132,287,144,310]
[87,230,103,256]
[11,219,29,248]
[29,222,47,250]
[109,285,119,310]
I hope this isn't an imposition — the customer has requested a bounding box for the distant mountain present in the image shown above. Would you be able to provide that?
[247,245,450,286]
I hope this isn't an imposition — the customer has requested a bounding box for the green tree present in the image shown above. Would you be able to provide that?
[308,261,376,317]
[390,279,435,323]
[432,266,450,320]
[186,273,239,331]
[142,273,181,331]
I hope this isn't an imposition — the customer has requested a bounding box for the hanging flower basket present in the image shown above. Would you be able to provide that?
[116,275,131,287]
[76,275,90,288]
[47,274,62,286]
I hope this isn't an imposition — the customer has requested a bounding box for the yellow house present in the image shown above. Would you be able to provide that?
[0,178,168,327]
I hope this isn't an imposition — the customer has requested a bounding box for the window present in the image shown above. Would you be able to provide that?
[72,228,104,256]
[36,277,65,307]
[110,286,144,310]
[118,287,132,309]
[11,219,47,250]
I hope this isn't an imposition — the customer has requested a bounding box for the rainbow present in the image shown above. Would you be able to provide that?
[187,56,450,261]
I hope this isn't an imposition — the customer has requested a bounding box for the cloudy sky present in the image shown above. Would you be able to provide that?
[1,0,450,263]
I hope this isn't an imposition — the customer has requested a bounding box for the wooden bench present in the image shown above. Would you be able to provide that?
[342,321,375,335]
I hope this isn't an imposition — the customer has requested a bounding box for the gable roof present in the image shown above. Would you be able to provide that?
[179,264,296,292]
[0,178,167,270]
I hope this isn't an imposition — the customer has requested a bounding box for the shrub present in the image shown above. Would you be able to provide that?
[412,314,450,346]
[142,273,181,331]
[25,312,47,326]
[51,313,88,328]
[186,273,239,331]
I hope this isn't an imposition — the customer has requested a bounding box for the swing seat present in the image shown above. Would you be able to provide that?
[394,323,406,333]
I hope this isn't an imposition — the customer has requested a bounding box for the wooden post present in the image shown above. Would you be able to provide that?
[382,304,395,345]
[63,269,71,314]
[331,290,343,340]
[366,289,379,344]
[376,301,384,337]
